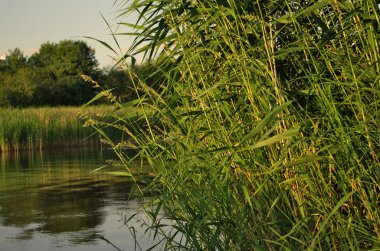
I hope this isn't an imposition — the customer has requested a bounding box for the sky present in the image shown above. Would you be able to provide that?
[0,0,140,67]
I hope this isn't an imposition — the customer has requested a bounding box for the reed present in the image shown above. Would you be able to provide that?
[0,106,116,152]
[91,0,380,250]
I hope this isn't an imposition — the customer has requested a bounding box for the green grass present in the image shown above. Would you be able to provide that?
[0,105,117,152]
[91,0,380,250]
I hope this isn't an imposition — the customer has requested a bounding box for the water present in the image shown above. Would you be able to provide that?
[0,147,161,251]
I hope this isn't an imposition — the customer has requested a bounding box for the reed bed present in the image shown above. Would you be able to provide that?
[0,106,116,152]
[91,0,380,250]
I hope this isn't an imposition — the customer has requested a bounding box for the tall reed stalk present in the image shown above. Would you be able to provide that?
[91,0,380,249]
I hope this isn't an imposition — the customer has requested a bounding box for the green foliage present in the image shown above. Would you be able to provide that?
[0,67,36,107]
[98,62,165,102]
[0,40,100,107]
[0,48,27,73]
[0,49,32,107]
[92,0,379,250]
[0,106,115,152]
[29,40,100,106]
[0,40,163,107]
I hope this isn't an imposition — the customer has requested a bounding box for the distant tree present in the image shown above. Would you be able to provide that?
[29,40,99,106]
[0,67,36,107]
[0,48,27,73]
[0,49,31,107]
[0,40,165,107]
[97,62,165,103]
[98,67,133,100]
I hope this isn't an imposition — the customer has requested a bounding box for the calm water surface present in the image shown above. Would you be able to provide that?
[0,147,161,251]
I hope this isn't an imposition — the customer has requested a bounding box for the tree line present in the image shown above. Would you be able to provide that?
[0,40,159,107]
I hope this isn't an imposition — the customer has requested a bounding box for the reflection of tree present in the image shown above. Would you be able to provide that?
[36,188,105,233]
[0,192,39,227]
[0,149,134,245]
[0,177,133,242]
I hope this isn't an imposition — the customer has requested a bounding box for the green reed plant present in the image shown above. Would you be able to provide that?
[0,106,116,152]
[91,0,379,250]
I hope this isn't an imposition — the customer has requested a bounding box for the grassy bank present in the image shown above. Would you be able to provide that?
[92,0,380,250]
[0,106,116,152]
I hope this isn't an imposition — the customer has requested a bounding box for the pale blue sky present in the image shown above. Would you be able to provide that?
[0,0,140,67]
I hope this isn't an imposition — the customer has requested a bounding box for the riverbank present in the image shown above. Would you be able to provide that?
[0,106,115,152]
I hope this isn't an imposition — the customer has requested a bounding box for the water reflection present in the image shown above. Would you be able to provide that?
[0,148,153,251]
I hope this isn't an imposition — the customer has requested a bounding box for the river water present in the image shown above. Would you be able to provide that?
[0,147,161,251]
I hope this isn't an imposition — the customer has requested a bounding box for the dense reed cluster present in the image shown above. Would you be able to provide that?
[93,0,379,250]
[0,106,114,152]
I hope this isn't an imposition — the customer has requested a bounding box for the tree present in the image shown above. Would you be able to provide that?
[0,49,31,107]
[29,40,100,106]
[0,40,163,107]
[97,63,164,102]
[0,67,36,107]
[0,48,27,73]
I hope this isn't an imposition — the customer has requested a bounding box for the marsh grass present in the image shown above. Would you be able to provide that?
[0,106,117,152]
[90,0,380,250]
